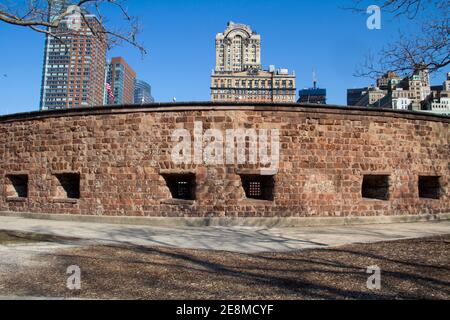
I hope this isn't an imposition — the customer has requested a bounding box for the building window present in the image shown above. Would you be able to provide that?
[418,176,441,199]
[162,173,196,200]
[240,174,275,201]
[5,174,28,199]
[54,173,80,199]
[362,175,390,200]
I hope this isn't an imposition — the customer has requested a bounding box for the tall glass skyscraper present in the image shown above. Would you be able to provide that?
[40,1,107,110]
[134,80,155,104]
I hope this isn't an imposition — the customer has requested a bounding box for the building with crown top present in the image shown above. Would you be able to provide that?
[211,22,296,103]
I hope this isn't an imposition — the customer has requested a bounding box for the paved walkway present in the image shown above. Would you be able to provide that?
[0,216,449,253]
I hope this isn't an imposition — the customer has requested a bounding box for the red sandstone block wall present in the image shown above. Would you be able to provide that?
[0,105,448,218]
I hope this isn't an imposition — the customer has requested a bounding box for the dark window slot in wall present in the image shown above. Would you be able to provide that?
[240,174,275,201]
[54,173,80,199]
[362,175,390,200]
[6,174,28,198]
[419,176,441,199]
[162,173,196,201]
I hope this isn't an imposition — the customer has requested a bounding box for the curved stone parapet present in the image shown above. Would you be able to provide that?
[0,102,448,218]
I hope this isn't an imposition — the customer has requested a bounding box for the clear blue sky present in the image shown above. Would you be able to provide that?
[0,0,447,115]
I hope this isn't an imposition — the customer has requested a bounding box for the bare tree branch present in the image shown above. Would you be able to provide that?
[346,0,449,78]
[0,0,147,55]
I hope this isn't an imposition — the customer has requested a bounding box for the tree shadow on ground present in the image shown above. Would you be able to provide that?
[1,233,448,300]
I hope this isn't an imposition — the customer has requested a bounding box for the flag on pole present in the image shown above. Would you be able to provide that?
[105,83,114,101]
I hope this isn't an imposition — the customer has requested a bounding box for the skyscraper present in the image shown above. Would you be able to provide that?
[347,88,368,106]
[298,88,327,104]
[134,80,155,104]
[49,0,72,21]
[40,4,107,110]
[298,76,327,104]
[421,73,450,116]
[211,22,296,103]
[104,57,136,105]
[215,22,262,73]
[444,72,450,92]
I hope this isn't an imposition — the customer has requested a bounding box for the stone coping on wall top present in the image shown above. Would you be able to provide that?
[0,211,449,228]
[0,102,449,124]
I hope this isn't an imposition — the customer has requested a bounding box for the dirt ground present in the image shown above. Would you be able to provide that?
[0,230,78,245]
[0,234,449,300]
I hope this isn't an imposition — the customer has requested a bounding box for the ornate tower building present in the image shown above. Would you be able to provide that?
[215,22,261,73]
[211,22,296,103]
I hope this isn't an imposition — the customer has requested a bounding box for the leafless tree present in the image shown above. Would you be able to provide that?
[346,0,449,78]
[0,0,146,55]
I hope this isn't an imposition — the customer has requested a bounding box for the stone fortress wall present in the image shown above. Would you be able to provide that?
[0,103,448,218]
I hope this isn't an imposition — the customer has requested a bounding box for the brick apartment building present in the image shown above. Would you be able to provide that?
[105,57,137,105]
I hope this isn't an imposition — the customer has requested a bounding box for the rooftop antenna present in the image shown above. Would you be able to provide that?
[313,69,317,90]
